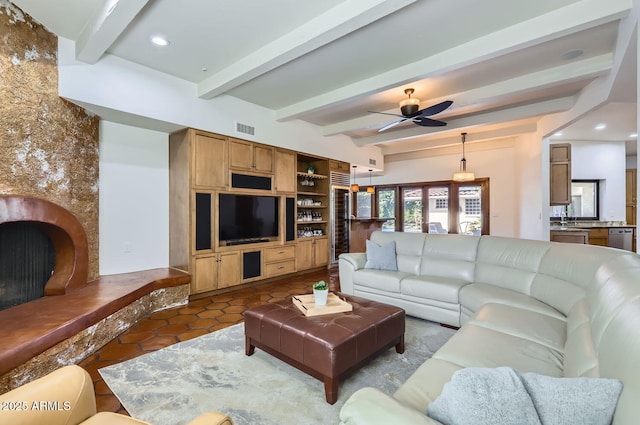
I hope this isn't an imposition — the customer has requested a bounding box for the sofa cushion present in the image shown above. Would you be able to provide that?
[394,358,462,413]
[433,323,564,377]
[352,269,412,293]
[426,367,622,425]
[468,303,566,352]
[460,283,565,324]
[401,275,468,304]
[364,239,398,271]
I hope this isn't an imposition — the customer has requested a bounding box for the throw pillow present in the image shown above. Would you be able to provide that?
[364,240,398,271]
[426,367,623,425]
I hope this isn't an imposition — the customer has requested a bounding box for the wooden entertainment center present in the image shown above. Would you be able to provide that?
[169,128,349,296]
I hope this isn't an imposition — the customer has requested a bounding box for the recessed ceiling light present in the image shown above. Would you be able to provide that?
[150,36,170,47]
[554,132,563,137]
[630,133,638,138]
[594,123,606,130]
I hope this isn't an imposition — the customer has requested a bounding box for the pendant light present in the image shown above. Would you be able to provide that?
[452,132,475,182]
[367,169,375,193]
[350,165,359,192]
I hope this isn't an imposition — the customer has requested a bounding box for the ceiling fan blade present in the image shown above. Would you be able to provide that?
[416,100,453,117]
[368,110,406,118]
[378,119,406,132]
[413,117,447,127]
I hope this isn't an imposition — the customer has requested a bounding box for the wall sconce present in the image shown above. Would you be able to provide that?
[452,132,475,182]
[350,165,359,192]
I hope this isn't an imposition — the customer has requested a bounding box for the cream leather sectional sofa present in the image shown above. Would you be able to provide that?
[338,231,640,425]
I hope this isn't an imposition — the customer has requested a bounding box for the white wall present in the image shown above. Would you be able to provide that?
[99,121,169,274]
[371,138,524,238]
[570,141,626,221]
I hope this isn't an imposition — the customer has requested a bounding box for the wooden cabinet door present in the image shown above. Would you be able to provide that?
[253,145,274,173]
[296,239,313,271]
[193,132,227,188]
[193,255,217,293]
[217,251,241,289]
[229,139,253,170]
[275,149,296,193]
[550,143,571,205]
[313,237,329,267]
[626,169,637,225]
[588,228,608,247]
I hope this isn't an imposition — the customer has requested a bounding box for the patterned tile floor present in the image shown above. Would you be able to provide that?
[79,269,336,415]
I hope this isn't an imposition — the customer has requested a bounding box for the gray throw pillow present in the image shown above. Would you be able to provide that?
[426,367,623,425]
[364,240,398,271]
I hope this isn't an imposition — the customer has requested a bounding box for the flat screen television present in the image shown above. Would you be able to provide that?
[218,194,279,243]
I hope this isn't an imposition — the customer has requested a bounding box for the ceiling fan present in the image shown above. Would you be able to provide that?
[369,88,453,132]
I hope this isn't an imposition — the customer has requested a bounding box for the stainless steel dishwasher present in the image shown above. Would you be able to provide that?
[608,227,633,251]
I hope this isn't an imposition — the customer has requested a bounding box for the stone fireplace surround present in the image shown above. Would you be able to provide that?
[0,195,191,393]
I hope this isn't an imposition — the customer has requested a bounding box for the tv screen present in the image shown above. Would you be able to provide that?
[219,194,279,242]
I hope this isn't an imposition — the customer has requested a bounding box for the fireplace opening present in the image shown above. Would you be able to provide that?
[0,222,56,310]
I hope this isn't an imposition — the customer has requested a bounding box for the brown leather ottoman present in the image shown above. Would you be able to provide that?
[244,294,405,404]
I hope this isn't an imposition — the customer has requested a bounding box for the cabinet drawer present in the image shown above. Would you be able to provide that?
[264,259,296,277]
[264,245,295,262]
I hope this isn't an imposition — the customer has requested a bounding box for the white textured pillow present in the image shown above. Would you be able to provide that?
[427,367,622,425]
[364,240,398,271]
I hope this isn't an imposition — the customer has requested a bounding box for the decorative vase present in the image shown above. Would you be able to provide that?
[313,288,328,306]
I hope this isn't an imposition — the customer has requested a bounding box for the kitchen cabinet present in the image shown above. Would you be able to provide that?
[588,228,608,247]
[550,230,588,244]
[550,143,571,205]
[626,169,637,226]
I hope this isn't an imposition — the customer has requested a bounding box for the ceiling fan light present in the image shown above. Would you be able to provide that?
[399,97,420,116]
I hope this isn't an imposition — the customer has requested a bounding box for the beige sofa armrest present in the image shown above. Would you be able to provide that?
[186,412,234,425]
[0,365,97,425]
[339,387,442,425]
[338,253,367,294]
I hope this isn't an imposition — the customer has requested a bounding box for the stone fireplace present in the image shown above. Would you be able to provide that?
[0,195,88,310]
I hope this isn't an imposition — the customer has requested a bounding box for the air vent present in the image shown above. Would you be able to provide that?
[330,171,351,186]
[369,158,377,166]
[236,122,255,136]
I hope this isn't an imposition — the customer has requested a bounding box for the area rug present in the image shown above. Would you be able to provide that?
[100,317,455,425]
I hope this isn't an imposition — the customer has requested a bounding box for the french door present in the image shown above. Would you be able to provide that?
[397,180,489,234]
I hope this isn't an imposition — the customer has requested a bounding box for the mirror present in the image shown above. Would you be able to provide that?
[550,180,599,220]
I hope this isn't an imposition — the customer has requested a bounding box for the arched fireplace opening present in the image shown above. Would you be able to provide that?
[0,195,89,309]
[0,222,56,310]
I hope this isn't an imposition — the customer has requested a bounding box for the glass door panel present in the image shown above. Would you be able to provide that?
[458,185,482,235]
[427,187,449,233]
[377,188,396,231]
[402,188,423,232]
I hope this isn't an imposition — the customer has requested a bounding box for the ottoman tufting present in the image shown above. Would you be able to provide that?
[244,294,405,404]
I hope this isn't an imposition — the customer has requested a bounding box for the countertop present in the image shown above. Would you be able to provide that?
[550,221,636,231]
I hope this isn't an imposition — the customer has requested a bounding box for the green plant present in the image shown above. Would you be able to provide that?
[312,280,328,291]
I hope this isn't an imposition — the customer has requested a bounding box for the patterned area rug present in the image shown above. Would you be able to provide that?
[100,317,455,425]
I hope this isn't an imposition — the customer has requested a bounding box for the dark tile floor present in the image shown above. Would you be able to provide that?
[79,268,336,415]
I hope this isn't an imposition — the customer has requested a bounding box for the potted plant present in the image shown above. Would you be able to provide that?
[307,164,315,174]
[312,280,329,306]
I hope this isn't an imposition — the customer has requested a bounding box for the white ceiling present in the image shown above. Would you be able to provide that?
[12,0,638,157]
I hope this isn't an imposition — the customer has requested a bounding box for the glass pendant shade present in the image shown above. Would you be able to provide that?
[366,169,375,193]
[351,165,359,192]
[399,88,420,116]
[452,132,475,182]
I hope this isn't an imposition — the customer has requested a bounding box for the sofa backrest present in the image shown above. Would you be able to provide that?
[420,234,480,283]
[474,236,551,295]
[370,231,427,275]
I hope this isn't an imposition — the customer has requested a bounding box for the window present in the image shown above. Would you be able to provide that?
[355,192,372,218]
[435,199,448,209]
[550,180,600,220]
[464,198,481,215]
[377,188,396,231]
